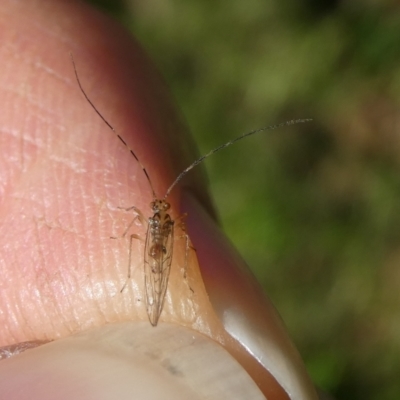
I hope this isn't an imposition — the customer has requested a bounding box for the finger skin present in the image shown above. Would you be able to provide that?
[0,1,316,399]
[0,0,196,344]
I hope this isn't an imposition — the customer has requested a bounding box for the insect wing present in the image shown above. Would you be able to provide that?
[144,220,174,326]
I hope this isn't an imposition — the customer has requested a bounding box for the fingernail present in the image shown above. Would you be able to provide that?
[183,192,318,400]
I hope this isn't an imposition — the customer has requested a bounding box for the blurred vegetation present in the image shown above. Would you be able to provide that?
[88,0,400,398]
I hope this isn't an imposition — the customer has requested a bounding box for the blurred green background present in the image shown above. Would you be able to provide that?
[89,1,400,398]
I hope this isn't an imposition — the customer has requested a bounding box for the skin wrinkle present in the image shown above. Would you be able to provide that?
[38,225,72,336]
[34,60,70,84]
[0,340,50,360]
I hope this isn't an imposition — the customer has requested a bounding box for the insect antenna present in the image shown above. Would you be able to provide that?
[70,54,157,199]
[163,118,312,199]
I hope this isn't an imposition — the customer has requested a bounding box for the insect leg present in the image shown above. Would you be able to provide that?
[120,232,144,293]
[111,206,148,292]
[110,206,147,239]
[174,213,196,281]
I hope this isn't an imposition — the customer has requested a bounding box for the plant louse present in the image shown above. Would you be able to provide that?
[71,55,311,326]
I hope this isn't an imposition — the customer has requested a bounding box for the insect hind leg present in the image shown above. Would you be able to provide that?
[120,232,144,293]
[175,214,195,289]
[110,205,148,293]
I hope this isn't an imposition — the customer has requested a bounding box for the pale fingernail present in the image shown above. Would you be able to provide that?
[0,322,266,400]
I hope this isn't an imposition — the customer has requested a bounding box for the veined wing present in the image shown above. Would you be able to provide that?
[144,221,174,326]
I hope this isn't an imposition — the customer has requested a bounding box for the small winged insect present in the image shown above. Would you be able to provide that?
[71,56,311,326]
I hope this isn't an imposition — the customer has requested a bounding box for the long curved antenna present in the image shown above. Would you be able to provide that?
[163,118,312,199]
[70,53,157,199]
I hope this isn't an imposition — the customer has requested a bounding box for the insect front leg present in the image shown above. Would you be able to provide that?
[110,205,147,239]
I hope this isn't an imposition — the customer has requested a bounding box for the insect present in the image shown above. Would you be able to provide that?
[71,55,311,326]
